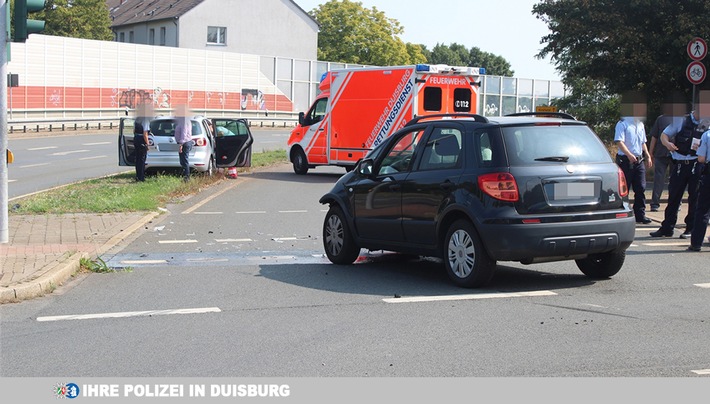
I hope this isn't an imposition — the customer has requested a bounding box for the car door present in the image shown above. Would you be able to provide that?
[351,126,426,243]
[401,123,466,246]
[118,117,136,166]
[213,119,254,167]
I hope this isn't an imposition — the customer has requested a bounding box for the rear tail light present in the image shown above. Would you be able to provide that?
[195,137,208,147]
[478,172,519,202]
[617,167,629,197]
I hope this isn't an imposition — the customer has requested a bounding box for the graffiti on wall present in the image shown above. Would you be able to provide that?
[115,87,171,109]
[241,89,267,113]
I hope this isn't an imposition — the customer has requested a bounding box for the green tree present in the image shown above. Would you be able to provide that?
[405,43,428,64]
[310,0,411,65]
[33,0,113,40]
[551,77,620,143]
[533,0,710,105]
[429,43,464,66]
[469,47,514,76]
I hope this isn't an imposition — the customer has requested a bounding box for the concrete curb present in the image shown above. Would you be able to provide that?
[0,211,160,304]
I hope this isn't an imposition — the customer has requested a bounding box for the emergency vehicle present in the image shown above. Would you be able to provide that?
[287,64,485,174]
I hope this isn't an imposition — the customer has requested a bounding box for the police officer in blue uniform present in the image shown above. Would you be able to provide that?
[687,122,710,251]
[615,116,653,224]
[650,112,704,238]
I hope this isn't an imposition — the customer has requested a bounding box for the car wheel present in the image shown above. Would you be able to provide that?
[575,249,625,279]
[443,219,496,288]
[292,148,309,175]
[205,154,216,177]
[323,206,360,265]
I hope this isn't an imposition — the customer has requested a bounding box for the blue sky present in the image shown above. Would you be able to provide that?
[295,0,561,81]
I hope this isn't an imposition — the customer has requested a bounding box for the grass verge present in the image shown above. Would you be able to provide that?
[10,149,288,215]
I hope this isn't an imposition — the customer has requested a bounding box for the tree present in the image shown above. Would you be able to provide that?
[551,77,620,143]
[35,0,114,41]
[469,47,514,76]
[533,0,710,106]
[425,43,513,76]
[429,43,465,66]
[310,0,412,66]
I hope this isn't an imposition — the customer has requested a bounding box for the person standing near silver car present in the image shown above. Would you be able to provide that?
[174,106,194,182]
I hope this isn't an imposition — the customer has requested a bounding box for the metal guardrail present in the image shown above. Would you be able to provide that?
[7,112,300,134]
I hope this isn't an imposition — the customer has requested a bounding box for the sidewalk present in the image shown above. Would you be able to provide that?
[0,212,158,303]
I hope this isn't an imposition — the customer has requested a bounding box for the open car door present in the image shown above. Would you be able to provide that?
[213,119,254,168]
[118,117,137,166]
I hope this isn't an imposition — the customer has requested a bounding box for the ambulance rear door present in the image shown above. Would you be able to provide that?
[415,65,481,116]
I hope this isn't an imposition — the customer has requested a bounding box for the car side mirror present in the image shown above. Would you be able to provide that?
[298,112,305,126]
[357,158,374,177]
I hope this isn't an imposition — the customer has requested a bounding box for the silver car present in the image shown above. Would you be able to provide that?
[118,116,254,175]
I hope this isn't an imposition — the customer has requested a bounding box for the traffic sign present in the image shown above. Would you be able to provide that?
[687,61,706,85]
[688,37,707,61]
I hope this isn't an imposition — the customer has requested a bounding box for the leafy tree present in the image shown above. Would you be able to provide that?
[426,43,513,76]
[533,0,710,106]
[469,47,514,76]
[33,0,114,40]
[405,43,428,64]
[551,77,620,143]
[429,43,465,66]
[309,0,412,65]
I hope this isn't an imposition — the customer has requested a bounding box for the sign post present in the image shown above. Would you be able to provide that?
[687,37,707,111]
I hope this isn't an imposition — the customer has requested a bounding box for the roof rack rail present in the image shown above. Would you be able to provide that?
[406,113,490,126]
[504,112,577,120]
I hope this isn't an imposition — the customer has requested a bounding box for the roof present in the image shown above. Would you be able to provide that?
[107,0,206,27]
[107,0,319,28]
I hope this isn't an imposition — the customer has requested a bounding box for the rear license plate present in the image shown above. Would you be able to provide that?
[553,182,595,200]
[157,144,179,152]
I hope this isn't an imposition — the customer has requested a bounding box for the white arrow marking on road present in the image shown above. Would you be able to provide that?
[158,239,198,244]
[383,290,557,303]
[36,307,222,322]
[50,149,91,156]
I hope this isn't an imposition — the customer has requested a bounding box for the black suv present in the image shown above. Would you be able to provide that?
[319,113,635,288]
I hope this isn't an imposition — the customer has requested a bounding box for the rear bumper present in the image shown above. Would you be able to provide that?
[479,216,636,262]
[146,148,211,172]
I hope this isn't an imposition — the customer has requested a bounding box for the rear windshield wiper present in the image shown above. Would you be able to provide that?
[535,156,570,162]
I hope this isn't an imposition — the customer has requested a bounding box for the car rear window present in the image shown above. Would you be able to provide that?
[502,124,611,166]
[150,120,203,136]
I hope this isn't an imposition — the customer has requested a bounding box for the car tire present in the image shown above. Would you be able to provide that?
[323,206,360,265]
[205,154,216,177]
[292,148,309,175]
[443,219,496,288]
[575,248,625,279]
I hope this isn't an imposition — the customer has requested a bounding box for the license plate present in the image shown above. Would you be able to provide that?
[553,182,595,200]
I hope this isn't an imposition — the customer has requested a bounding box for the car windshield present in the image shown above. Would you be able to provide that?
[502,124,611,166]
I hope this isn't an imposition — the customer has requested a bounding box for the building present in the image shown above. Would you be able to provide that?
[106,0,319,60]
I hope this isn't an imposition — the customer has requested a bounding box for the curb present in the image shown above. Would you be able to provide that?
[0,211,160,304]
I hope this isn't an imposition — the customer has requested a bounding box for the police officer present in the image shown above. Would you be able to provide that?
[648,113,674,211]
[133,103,153,182]
[687,123,710,251]
[650,112,704,238]
[615,116,653,224]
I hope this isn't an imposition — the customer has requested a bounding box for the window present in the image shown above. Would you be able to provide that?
[207,27,227,45]
[160,27,166,46]
[378,130,424,175]
[418,128,462,171]
[129,31,134,43]
[453,88,471,112]
[119,32,125,42]
[423,87,442,111]
[149,29,155,45]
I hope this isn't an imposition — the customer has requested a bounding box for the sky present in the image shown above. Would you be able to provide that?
[295,0,562,81]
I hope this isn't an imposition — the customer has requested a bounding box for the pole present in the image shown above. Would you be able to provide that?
[1,0,8,243]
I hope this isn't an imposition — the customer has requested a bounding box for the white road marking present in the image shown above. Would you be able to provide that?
[640,241,688,246]
[235,211,266,214]
[19,163,50,168]
[272,237,297,241]
[8,179,16,183]
[383,290,557,303]
[215,238,252,242]
[27,146,57,150]
[83,142,112,146]
[120,259,168,265]
[694,283,710,288]
[36,307,221,322]
[182,180,239,214]
[691,369,710,375]
[79,155,107,161]
[279,210,308,213]
[158,239,198,244]
[192,211,223,215]
[50,149,90,156]
[186,258,229,263]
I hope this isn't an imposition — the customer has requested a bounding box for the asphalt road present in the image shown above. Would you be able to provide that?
[6,128,291,200]
[2,163,709,381]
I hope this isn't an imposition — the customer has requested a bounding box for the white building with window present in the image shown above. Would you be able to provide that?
[107,0,319,60]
